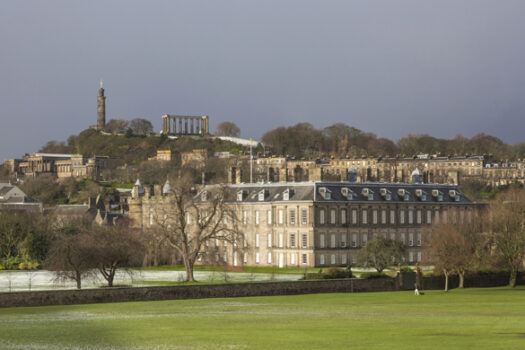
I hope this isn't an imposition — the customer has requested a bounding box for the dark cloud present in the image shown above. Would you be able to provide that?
[1,0,524,160]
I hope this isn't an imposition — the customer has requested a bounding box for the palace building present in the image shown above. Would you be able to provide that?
[129,170,477,268]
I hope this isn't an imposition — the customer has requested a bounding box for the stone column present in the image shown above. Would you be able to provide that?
[190,118,194,134]
[162,115,168,134]
[197,118,201,134]
[184,117,188,134]
[179,117,183,135]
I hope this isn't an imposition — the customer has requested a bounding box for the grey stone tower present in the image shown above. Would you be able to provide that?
[97,82,106,130]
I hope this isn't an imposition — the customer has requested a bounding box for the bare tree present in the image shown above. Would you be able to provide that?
[488,188,525,287]
[89,219,144,287]
[357,236,406,273]
[104,119,129,134]
[215,122,240,137]
[129,118,154,136]
[424,224,459,292]
[151,175,240,281]
[46,221,94,289]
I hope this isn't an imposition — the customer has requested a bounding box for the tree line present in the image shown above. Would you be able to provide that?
[262,122,525,160]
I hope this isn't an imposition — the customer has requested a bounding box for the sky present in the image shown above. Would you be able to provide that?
[1,0,525,160]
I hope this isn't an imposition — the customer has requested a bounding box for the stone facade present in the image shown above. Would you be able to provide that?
[181,149,208,168]
[129,179,477,268]
[148,149,178,162]
[4,153,110,180]
[243,155,524,187]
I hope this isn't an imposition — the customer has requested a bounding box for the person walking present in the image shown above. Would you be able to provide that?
[414,282,420,296]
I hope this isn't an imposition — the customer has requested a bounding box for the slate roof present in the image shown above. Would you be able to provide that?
[199,181,474,205]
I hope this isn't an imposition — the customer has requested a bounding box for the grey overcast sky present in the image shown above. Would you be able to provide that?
[1,0,525,160]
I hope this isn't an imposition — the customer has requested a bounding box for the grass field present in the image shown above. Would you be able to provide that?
[1,287,524,349]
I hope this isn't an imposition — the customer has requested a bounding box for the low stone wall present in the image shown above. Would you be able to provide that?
[0,278,396,308]
[0,272,517,309]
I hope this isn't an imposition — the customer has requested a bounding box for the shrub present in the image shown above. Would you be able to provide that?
[0,265,4,270]
[360,272,390,279]
[323,267,352,279]
[18,260,40,270]
[1,256,23,270]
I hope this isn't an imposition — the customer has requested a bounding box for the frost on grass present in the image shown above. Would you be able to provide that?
[2,341,247,350]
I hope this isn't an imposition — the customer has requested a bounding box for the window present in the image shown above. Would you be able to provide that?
[427,210,432,224]
[381,210,386,224]
[352,209,357,225]
[408,233,414,246]
[341,233,347,248]
[362,234,367,246]
[400,210,405,224]
[186,213,192,225]
[278,210,284,224]
[434,210,440,224]
[330,254,336,265]
[302,234,307,248]
[320,234,325,248]
[243,210,247,225]
[416,210,421,224]
[401,233,406,244]
[408,210,414,224]
[255,253,260,264]
[330,234,336,248]
[330,209,336,224]
[255,234,260,248]
[341,209,347,225]
[279,233,284,248]
[268,233,272,248]
[409,251,414,262]
[417,252,422,262]
[341,254,347,265]
[301,209,307,225]
[362,210,368,224]
[289,210,295,225]
[417,233,421,246]
[390,210,395,224]
[254,210,260,225]
[351,233,357,248]
[267,210,272,225]
[319,209,325,225]
[291,253,296,265]
[243,253,248,264]
[267,252,272,264]
[320,254,325,265]
[390,232,396,241]
[372,210,378,224]
[302,254,307,264]
[290,234,296,248]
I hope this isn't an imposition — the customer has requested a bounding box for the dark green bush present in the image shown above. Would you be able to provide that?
[360,272,390,279]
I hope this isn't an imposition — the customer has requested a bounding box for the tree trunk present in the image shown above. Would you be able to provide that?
[76,270,82,290]
[107,272,114,287]
[444,269,449,292]
[509,266,517,288]
[458,271,465,289]
[185,259,195,282]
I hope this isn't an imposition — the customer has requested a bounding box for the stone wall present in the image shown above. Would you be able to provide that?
[0,272,518,309]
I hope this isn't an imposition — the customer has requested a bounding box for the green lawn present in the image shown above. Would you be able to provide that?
[1,287,524,349]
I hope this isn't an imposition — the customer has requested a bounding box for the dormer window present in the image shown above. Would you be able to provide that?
[237,190,246,202]
[201,191,208,202]
[380,188,391,201]
[341,187,354,200]
[258,189,267,201]
[319,187,331,200]
[404,193,410,201]
[283,189,290,201]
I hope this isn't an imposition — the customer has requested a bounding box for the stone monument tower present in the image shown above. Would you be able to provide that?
[97,81,106,130]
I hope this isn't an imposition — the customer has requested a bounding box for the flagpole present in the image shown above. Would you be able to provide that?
[250,139,253,183]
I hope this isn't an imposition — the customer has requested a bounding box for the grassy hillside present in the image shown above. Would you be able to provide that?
[41,129,247,165]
